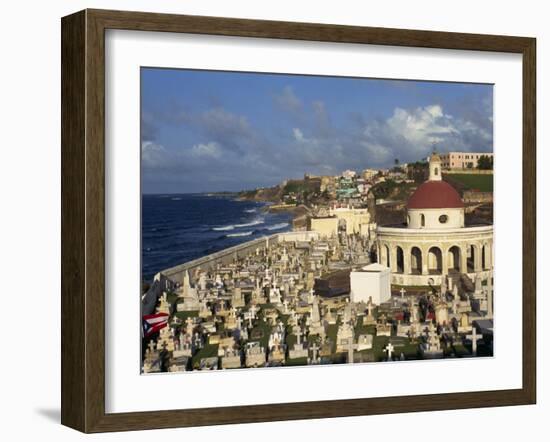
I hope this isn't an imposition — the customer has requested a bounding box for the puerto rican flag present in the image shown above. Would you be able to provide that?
[142,313,169,337]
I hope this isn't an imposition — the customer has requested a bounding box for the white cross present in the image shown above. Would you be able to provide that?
[148,340,156,353]
[400,288,406,298]
[310,343,320,363]
[384,343,395,361]
[295,327,303,345]
[466,327,483,356]
[235,316,243,330]
[245,311,254,328]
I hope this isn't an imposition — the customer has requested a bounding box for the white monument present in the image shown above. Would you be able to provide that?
[350,263,391,305]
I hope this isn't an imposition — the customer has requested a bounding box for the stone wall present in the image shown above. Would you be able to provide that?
[463,190,493,204]
[158,231,320,284]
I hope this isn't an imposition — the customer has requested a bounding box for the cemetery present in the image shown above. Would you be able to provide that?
[142,231,493,373]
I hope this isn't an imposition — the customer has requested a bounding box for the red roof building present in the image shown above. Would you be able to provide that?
[407,180,464,210]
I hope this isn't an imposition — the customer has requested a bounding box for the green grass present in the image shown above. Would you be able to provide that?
[452,343,471,357]
[192,344,219,368]
[283,179,320,195]
[286,357,308,366]
[325,318,341,353]
[249,320,272,348]
[354,316,376,337]
[165,292,179,304]
[446,173,494,192]
[174,310,198,321]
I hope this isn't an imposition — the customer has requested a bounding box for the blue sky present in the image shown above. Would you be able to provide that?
[141,68,493,194]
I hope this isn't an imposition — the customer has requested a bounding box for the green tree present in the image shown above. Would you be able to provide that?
[407,161,428,183]
[477,155,493,170]
[371,179,397,199]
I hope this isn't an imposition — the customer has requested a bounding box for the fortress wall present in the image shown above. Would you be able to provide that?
[159,235,278,283]
[277,231,319,242]
[157,231,319,284]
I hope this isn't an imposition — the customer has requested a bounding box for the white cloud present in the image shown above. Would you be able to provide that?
[141,141,167,168]
[191,142,222,159]
[355,103,494,167]
[274,86,302,112]
[386,105,459,148]
[293,127,304,142]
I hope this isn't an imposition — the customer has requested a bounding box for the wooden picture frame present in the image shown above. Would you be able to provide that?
[61,8,536,433]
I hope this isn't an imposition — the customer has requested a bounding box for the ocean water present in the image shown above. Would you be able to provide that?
[142,194,293,281]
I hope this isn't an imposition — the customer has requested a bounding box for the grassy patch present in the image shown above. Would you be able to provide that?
[249,320,272,348]
[174,310,198,321]
[445,173,494,192]
[286,357,308,366]
[283,179,320,195]
[286,333,297,349]
[192,344,219,368]
[452,343,470,357]
[354,316,375,337]
[371,336,390,361]
[165,292,179,304]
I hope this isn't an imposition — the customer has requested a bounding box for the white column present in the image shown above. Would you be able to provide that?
[442,248,448,276]
[460,245,468,274]
[422,246,429,275]
[390,246,397,273]
[404,247,411,275]
[380,244,387,268]
[474,244,482,272]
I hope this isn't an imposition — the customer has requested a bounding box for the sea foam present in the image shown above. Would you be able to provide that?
[266,222,289,231]
[213,225,235,231]
[234,218,264,228]
[226,231,253,237]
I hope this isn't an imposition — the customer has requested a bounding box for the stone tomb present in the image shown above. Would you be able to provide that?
[221,348,242,369]
[245,342,266,368]
[357,334,373,351]
[376,314,392,337]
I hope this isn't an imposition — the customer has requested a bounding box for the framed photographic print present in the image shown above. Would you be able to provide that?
[61,9,536,433]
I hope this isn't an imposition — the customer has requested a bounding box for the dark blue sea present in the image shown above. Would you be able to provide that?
[141,194,293,281]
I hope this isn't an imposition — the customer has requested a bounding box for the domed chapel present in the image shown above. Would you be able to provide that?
[376,153,493,286]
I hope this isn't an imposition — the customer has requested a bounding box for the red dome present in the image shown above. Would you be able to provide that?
[407,180,464,209]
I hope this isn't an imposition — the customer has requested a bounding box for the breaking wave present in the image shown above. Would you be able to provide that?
[212,225,235,231]
[234,218,264,228]
[226,231,253,237]
[266,222,289,231]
